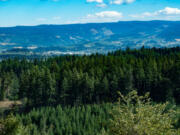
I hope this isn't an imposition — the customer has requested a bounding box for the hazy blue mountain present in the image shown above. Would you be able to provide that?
[0,20,180,55]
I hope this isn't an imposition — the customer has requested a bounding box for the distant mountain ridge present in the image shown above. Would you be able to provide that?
[0,20,180,54]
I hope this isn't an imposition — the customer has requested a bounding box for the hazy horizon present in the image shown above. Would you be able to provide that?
[0,20,180,28]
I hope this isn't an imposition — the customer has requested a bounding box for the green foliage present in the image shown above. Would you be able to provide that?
[17,104,112,135]
[0,47,179,135]
[0,47,180,106]
[105,91,180,135]
[0,114,27,135]
[0,72,19,100]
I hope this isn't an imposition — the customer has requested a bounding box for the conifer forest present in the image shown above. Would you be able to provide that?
[0,47,180,135]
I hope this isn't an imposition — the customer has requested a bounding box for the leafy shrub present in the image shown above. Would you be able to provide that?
[105,91,180,135]
[0,114,27,135]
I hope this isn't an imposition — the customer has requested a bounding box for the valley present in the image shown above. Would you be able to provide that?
[0,21,180,57]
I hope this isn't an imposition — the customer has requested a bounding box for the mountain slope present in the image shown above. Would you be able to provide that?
[0,21,180,54]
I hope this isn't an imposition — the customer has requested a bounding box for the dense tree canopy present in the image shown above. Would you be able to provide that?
[0,47,180,135]
[0,47,179,106]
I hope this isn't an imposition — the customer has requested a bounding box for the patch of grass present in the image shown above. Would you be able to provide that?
[0,101,22,110]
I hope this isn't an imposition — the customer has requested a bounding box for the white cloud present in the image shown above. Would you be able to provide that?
[65,11,123,24]
[110,0,135,5]
[89,11,123,18]
[84,11,123,23]
[130,7,180,19]
[86,0,103,3]
[86,0,135,8]
[157,7,180,15]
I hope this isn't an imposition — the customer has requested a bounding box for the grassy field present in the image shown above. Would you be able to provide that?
[0,100,22,110]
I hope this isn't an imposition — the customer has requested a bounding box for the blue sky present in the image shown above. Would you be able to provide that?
[0,0,180,26]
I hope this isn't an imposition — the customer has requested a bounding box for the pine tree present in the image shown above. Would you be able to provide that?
[43,68,56,105]
[61,77,69,105]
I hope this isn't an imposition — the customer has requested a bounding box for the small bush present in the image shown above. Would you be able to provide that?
[105,91,180,135]
[0,114,27,135]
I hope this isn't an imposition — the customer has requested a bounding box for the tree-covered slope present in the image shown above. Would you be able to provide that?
[0,47,179,106]
[0,21,180,54]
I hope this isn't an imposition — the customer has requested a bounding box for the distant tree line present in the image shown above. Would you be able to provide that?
[0,47,179,107]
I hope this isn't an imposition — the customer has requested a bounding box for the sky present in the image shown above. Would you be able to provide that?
[0,0,180,26]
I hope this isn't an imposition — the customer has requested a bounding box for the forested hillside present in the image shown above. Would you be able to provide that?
[0,47,180,135]
[0,47,179,106]
[1,21,180,54]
